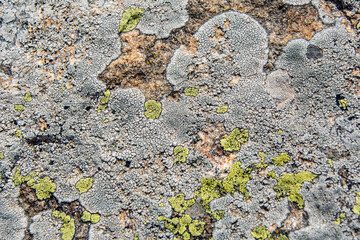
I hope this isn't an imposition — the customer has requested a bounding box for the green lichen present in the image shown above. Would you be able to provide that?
[274,171,317,209]
[144,100,162,119]
[81,210,100,224]
[119,8,145,33]
[97,90,110,112]
[75,177,93,194]
[61,84,66,90]
[352,192,360,214]
[268,171,277,179]
[0,152,3,160]
[169,193,195,213]
[272,153,290,166]
[184,86,199,96]
[335,212,346,225]
[216,104,228,114]
[211,211,224,220]
[24,92,32,102]
[12,170,39,186]
[134,233,139,240]
[159,202,164,207]
[14,104,25,112]
[339,99,348,110]
[357,20,360,30]
[251,226,271,240]
[158,214,204,238]
[328,159,334,168]
[173,146,189,164]
[52,210,75,240]
[31,176,56,200]
[255,152,268,170]
[15,129,22,139]
[277,129,283,135]
[188,220,205,236]
[220,128,248,151]
[196,162,252,212]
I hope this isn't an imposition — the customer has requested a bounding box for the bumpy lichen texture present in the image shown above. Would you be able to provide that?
[352,192,360,214]
[119,8,145,33]
[24,92,32,102]
[184,86,199,96]
[274,171,317,208]
[15,129,22,139]
[196,162,252,212]
[75,177,93,194]
[97,90,110,112]
[14,104,25,112]
[251,226,271,240]
[31,176,56,200]
[144,100,162,119]
[81,210,100,224]
[158,214,205,238]
[216,104,228,114]
[220,128,249,152]
[52,210,75,240]
[173,146,189,163]
[169,193,195,213]
[272,153,290,166]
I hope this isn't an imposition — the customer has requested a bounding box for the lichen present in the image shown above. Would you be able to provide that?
[0,152,3,160]
[52,210,75,240]
[119,8,145,33]
[352,192,360,214]
[339,99,348,110]
[12,169,39,186]
[75,177,93,194]
[173,146,189,163]
[158,214,205,238]
[251,226,271,240]
[220,128,248,151]
[134,233,139,240]
[272,153,290,166]
[14,104,25,112]
[255,152,268,170]
[274,171,317,208]
[31,176,56,200]
[277,129,283,135]
[169,193,195,213]
[216,104,228,114]
[24,92,32,102]
[195,162,252,212]
[81,210,100,224]
[328,159,334,168]
[211,210,224,220]
[144,100,162,119]
[184,86,199,96]
[15,129,22,139]
[97,90,110,112]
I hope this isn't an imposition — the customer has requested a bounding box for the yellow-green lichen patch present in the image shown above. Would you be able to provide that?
[328,159,334,168]
[335,212,346,225]
[184,86,199,97]
[274,171,317,209]
[24,92,32,102]
[75,177,93,194]
[352,192,360,214]
[272,153,290,166]
[15,129,22,139]
[158,214,205,238]
[31,176,56,200]
[144,100,162,119]
[339,99,348,110]
[268,171,277,179]
[12,169,39,186]
[255,152,268,170]
[277,129,283,135]
[173,146,189,164]
[119,8,145,33]
[14,104,25,112]
[220,128,248,152]
[97,90,110,112]
[52,210,75,240]
[216,104,228,114]
[251,226,271,240]
[195,162,252,212]
[211,210,224,220]
[158,202,164,207]
[134,232,139,240]
[0,152,3,160]
[81,210,100,224]
[169,193,195,213]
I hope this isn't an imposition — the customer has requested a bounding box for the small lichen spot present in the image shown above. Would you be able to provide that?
[251,226,271,240]
[31,176,56,200]
[173,146,189,163]
[14,104,25,112]
[216,104,228,114]
[184,86,199,97]
[272,152,290,166]
[220,128,248,151]
[144,100,162,119]
[24,92,32,102]
[119,8,145,33]
[75,177,93,194]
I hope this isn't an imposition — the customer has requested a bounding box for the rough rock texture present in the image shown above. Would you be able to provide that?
[0,0,360,239]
